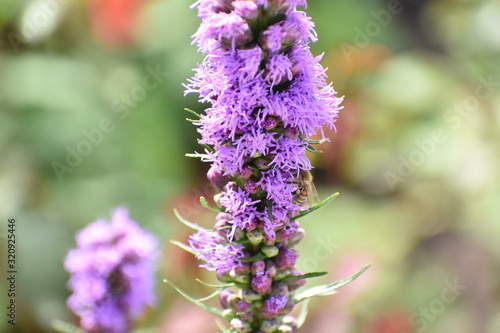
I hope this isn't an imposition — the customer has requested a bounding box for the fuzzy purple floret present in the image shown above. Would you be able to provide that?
[64,208,157,333]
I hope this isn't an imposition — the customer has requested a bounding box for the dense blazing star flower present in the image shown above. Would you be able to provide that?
[175,0,365,332]
[64,208,158,333]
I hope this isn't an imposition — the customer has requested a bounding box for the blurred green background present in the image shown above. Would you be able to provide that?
[0,0,499,332]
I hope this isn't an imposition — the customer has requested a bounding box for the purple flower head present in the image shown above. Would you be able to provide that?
[183,0,343,329]
[189,229,245,274]
[64,208,157,333]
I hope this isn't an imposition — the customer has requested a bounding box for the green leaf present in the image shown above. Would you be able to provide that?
[196,289,222,302]
[186,118,201,123]
[306,145,323,153]
[196,279,235,289]
[186,153,210,159]
[238,252,267,262]
[200,196,223,212]
[215,319,230,333]
[173,209,206,232]
[267,200,273,222]
[296,299,310,328]
[185,108,202,119]
[293,192,339,220]
[280,271,327,282]
[306,138,327,145]
[51,320,84,333]
[164,279,224,317]
[293,265,371,303]
[170,240,199,256]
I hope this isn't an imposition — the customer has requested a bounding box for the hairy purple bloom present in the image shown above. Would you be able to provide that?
[64,208,157,333]
[184,0,342,330]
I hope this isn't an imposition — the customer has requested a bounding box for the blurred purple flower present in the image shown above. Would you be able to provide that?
[64,207,158,333]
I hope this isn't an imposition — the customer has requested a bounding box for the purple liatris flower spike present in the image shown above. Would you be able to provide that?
[64,208,158,333]
[178,0,351,332]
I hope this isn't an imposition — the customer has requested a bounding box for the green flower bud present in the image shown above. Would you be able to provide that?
[261,245,279,258]
[231,318,252,332]
[260,319,280,332]
[247,230,264,245]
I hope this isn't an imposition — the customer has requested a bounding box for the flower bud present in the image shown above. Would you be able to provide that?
[262,116,278,131]
[219,288,237,308]
[287,271,306,291]
[237,300,254,321]
[278,325,295,333]
[254,158,270,171]
[239,165,254,179]
[217,270,233,283]
[287,228,305,247]
[247,230,264,245]
[231,318,252,332]
[272,282,289,296]
[252,260,266,275]
[232,1,259,20]
[261,245,279,258]
[260,319,280,332]
[240,289,262,303]
[262,295,288,319]
[230,270,251,284]
[244,179,261,194]
[251,274,273,294]
[234,262,251,275]
[275,248,297,270]
[264,230,277,246]
[207,165,229,190]
[276,225,297,241]
[265,260,277,277]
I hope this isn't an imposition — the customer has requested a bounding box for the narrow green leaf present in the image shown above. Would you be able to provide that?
[196,279,235,289]
[293,192,339,220]
[306,139,327,145]
[173,209,206,232]
[200,196,223,212]
[170,240,199,256]
[306,145,323,153]
[238,252,267,262]
[208,226,232,232]
[296,299,310,328]
[186,153,210,159]
[184,108,202,119]
[293,265,371,303]
[280,271,327,282]
[215,319,230,333]
[185,118,201,123]
[267,200,273,222]
[51,320,85,333]
[196,289,222,302]
[164,279,224,317]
